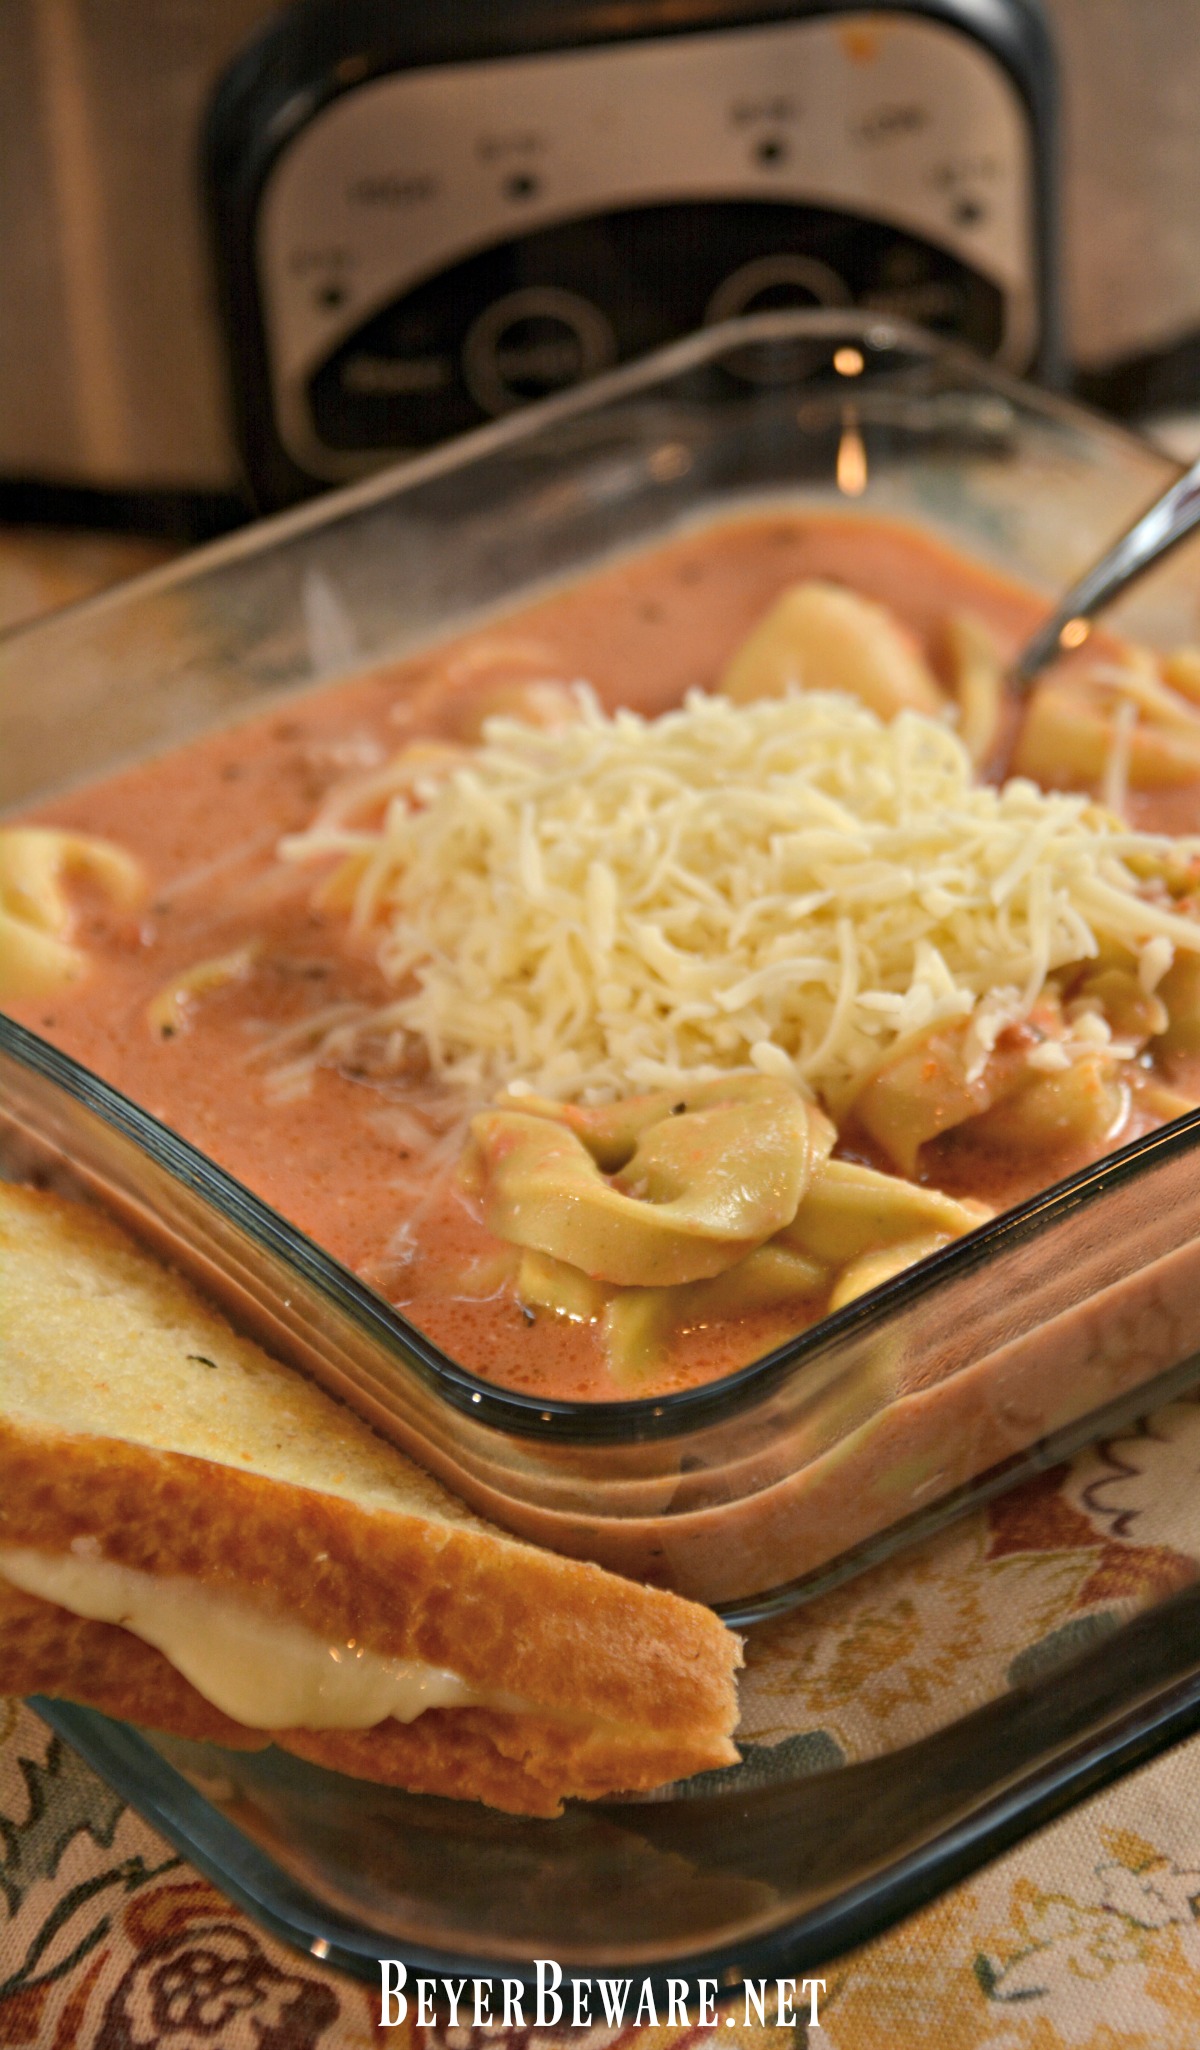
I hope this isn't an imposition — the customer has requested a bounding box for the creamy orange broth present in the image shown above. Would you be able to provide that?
[8,513,1198,1402]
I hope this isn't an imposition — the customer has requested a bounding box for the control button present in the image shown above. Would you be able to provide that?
[462,287,617,416]
[753,135,789,168]
[706,253,855,387]
[341,354,452,396]
[705,253,853,326]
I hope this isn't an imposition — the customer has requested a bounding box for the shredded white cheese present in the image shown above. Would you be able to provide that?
[280,688,1200,1106]
[1100,696,1137,821]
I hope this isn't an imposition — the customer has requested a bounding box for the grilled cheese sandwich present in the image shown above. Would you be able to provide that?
[0,1183,741,1815]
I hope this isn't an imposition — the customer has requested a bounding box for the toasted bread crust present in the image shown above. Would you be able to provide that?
[0,1183,741,1811]
[0,1579,718,1814]
[0,1417,738,1753]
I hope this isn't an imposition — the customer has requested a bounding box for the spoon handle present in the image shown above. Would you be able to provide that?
[1013,451,1200,687]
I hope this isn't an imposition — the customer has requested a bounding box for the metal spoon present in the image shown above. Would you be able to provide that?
[1013,450,1200,687]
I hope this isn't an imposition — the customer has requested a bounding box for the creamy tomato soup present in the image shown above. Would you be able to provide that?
[7,513,1200,1405]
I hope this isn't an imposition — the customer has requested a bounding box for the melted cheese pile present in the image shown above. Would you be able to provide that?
[284,689,1200,1104]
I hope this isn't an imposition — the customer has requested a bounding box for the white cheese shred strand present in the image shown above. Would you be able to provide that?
[280,688,1200,1103]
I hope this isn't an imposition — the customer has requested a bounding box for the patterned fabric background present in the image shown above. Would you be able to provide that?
[7,1390,1200,2049]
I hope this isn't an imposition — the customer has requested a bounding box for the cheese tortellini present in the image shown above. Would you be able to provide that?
[1015,643,1200,795]
[459,1077,987,1385]
[719,579,944,720]
[145,943,260,1040]
[461,1077,830,1287]
[0,827,143,1000]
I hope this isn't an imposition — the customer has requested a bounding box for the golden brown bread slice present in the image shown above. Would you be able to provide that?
[0,1183,741,1814]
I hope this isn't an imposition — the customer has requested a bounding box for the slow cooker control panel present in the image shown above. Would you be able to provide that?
[256,13,1038,483]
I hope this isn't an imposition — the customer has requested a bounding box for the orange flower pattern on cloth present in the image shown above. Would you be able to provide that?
[6,1391,1200,2048]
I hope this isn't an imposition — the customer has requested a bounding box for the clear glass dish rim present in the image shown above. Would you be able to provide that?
[34,1563,1200,1991]
[11,320,1200,1986]
[0,307,1166,658]
[8,1008,1200,1451]
[3,307,1193,1450]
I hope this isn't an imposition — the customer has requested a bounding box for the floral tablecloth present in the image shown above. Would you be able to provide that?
[8,531,1200,2049]
[7,1397,1200,2050]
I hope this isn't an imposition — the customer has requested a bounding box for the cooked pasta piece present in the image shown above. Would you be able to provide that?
[848,1019,1033,1175]
[600,1243,829,1386]
[146,943,260,1040]
[504,1083,836,1176]
[516,1249,611,1323]
[829,1232,954,1311]
[601,1288,677,1387]
[777,1158,989,1264]
[1015,679,1200,790]
[1132,1074,1200,1122]
[0,827,143,1000]
[1086,652,1200,730]
[490,1088,989,1382]
[719,578,944,718]
[1163,649,1200,707]
[944,612,1005,767]
[460,1078,821,1286]
[963,1053,1127,1151]
[1153,953,1200,1057]
[1066,964,1166,1040]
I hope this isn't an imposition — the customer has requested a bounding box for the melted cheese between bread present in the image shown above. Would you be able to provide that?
[0,1546,498,1731]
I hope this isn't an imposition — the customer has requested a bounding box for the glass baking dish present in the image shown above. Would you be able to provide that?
[5,309,1200,1636]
